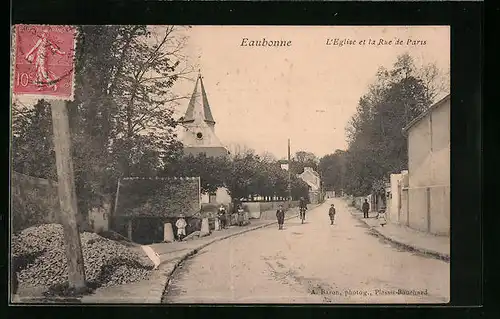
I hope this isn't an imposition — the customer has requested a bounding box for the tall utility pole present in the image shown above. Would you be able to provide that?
[51,100,86,290]
[287,139,292,204]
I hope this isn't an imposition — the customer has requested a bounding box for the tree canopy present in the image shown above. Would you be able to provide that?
[162,151,310,201]
[289,151,319,175]
[318,53,449,197]
[12,25,191,216]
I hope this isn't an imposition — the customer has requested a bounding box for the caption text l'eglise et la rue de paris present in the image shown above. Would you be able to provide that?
[325,38,427,47]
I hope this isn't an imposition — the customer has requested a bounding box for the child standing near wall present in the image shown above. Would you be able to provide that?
[378,207,387,227]
[175,214,187,241]
[237,205,245,226]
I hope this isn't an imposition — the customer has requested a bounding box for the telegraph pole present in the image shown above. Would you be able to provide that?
[51,100,86,290]
[287,139,292,204]
[13,25,85,290]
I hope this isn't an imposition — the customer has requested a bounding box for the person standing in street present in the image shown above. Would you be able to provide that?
[362,199,370,218]
[237,205,245,226]
[299,196,308,220]
[378,206,387,227]
[328,204,336,225]
[276,204,285,230]
[218,204,227,230]
[175,214,187,241]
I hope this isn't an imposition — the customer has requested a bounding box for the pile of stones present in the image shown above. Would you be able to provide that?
[12,224,154,289]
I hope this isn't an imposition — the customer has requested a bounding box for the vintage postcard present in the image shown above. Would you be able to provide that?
[11,25,450,304]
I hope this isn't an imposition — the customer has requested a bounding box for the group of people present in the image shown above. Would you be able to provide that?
[173,203,247,241]
[216,204,247,230]
[275,197,337,230]
[275,197,307,230]
[173,197,387,241]
[362,198,387,226]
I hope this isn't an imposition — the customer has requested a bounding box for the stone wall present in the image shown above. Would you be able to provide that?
[258,201,300,220]
[407,185,450,236]
[11,171,60,233]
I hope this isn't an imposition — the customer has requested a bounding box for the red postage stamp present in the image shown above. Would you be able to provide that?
[12,25,77,100]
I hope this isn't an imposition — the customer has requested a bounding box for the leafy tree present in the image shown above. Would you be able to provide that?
[290,151,318,175]
[162,153,230,194]
[162,150,308,201]
[338,52,448,196]
[12,100,56,180]
[11,25,191,221]
[69,25,191,214]
[291,176,310,200]
[318,149,346,193]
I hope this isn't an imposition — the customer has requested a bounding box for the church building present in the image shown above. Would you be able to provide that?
[179,73,231,204]
[179,73,229,158]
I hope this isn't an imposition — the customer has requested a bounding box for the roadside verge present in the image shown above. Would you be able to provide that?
[347,203,450,262]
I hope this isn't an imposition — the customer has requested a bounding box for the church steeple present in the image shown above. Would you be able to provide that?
[181,71,216,125]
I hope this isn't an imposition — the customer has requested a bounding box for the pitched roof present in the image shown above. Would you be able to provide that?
[303,166,320,177]
[181,73,216,125]
[402,94,450,133]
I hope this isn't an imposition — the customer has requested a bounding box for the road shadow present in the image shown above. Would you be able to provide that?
[350,216,447,261]
[363,227,445,261]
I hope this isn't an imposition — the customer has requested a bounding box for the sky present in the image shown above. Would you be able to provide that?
[171,26,450,159]
[12,25,450,160]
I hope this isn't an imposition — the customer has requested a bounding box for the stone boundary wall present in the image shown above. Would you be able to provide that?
[11,171,60,233]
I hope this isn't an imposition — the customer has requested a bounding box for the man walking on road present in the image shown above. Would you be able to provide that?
[276,204,285,230]
[362,199,370,218]
[329,204,336,225]
[299,197,308,220]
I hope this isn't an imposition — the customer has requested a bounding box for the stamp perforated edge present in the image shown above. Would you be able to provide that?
[11,24,78,102]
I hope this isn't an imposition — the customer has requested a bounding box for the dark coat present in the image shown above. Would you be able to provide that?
[299,199,307,209]
[362,202,370,212]
[276,209,285,223]
[218,208,227,220]
[329,207,336,216]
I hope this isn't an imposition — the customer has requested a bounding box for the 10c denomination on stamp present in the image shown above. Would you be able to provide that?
[12,24,77,101]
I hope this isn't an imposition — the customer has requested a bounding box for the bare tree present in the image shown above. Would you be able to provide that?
[418,62,450,103]
[226,143,255,159]
[259,151,277,163]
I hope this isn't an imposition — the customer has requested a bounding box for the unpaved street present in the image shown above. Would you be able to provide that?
[163,199,449,304]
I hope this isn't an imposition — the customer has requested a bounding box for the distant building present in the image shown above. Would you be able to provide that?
[179,73,231,204]
[325,190,335,198]
[277,159,289,171]
[297,167,322,204]
[402,94,450,235]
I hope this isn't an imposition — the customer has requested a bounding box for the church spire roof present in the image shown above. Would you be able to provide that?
[181,72,216,125]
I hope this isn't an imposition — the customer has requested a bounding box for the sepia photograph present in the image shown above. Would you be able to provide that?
[10,25,450,304]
